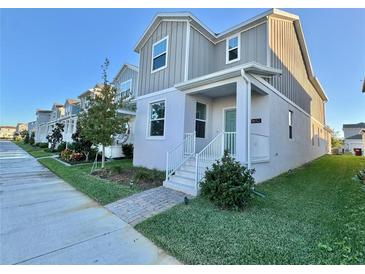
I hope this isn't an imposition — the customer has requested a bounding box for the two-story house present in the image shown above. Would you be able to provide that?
[343,122,365,156]
[77,63,139,158]
[35,109,52,143]
[132,9,332,195]
[58,99,80,143]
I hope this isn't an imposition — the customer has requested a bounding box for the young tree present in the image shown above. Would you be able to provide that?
[71,121,93,162]
[29,131,35,145]
[46,122,64,151]
[331,128,344,148]
[78,58,130,168]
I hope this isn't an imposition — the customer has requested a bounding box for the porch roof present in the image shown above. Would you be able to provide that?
[175,62,282,92]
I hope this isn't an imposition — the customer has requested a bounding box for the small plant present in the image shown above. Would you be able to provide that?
[46,122,64,152]
[355,169,365,184]
[133,168,164,182]
[60,148,73,161]
[122,143,134,159]
[200,151,255,210]
[111,165,124,174]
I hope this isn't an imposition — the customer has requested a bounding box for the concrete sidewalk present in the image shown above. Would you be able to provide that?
[0,141,179,265]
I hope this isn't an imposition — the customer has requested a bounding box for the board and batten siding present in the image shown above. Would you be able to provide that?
[188,22,268,79]
[188,27,215,79]
[114,67,139,97]
[138,21,187,96]
[268,17,325,124]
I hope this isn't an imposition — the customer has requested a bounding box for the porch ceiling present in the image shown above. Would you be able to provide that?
[195,83,236,98]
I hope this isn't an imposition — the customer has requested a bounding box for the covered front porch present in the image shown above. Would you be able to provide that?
[164,63,281,195]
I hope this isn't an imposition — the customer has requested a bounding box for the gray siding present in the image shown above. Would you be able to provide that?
[138,21,187,96]
[268,17,324,123]
[214,22,268,72]
[188,22,268,80]
[114,67,139,97]
[188,27,215,79]
[344,128,362,139]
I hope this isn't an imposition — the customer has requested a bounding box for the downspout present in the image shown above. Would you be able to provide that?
[240,69,251,170]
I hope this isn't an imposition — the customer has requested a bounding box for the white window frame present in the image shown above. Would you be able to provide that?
[226,34,240,64]
[195,102,207,139]
[151,36,169,73]
[146,99,166,139]
[288,110,293,139]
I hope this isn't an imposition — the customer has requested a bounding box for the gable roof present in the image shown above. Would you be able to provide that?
[134,8,327,102]
[113,63,139,83]
[64,98,80,106]
[347,134,363,140]
[343,122,365,129]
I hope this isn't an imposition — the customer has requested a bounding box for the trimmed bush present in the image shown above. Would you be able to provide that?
[29,132,35,145]
[57,142,66,152]
[122,143,134,159]
[200,151,255,210]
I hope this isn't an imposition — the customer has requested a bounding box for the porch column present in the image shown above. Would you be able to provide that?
[235,77,250,166]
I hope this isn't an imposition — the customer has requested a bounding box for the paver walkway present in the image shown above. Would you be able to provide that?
[106,187,191,226]
[0,141,179,264]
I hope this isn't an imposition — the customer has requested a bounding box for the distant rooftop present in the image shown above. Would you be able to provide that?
[343,122,365,128]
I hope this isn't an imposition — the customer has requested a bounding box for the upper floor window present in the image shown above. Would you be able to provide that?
[288,110,293,139]
[196,102,207,138]
[149,100,165,137]
[152,37,168,73]
[226,35,240,64]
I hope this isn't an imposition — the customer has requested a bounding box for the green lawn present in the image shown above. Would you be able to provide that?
[38,158,139,205]
[13,141,56,158]
[136,155,365,264]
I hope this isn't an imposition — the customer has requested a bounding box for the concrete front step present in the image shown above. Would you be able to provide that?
[163,179,197,196]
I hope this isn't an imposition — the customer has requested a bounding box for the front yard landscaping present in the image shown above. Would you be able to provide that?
[14,141,56,158]
[136,155,365,264]
[38,158,164,205]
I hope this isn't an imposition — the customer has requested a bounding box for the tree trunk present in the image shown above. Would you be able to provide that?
[101,145,105,168]
[85,152,89,162]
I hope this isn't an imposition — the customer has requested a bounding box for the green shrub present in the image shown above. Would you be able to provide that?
[57,142,66,152]
[122,143,134,159]
[111,165,124,174]
[36,142,48,148]
[29,132,35,145]
[200,152,255,210]
[24,132,30,144]
[133,168,164,182]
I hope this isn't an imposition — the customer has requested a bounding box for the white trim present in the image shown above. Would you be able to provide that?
[226,34,240,64]
[184,20,191,81]
[135,87,177,101]
[195,101,207,139]
[146,99,166,140]
[151,36,169,74]
[222,106,236,133]
[266,18,271,67]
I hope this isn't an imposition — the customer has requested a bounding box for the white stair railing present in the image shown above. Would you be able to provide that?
[195,132,223,190]
[195,132,237,192]
[166,132,196,181]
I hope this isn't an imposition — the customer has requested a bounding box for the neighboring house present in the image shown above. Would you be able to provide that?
[132,9,331,195]
[35,109,52,143]
[59,98,80,143]
[15,123,28,134]
[28,121,36,135]
[77,64,139,158]
[0,126,16,139]
[343,122,365,156]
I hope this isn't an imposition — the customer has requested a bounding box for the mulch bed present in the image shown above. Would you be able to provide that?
[92,168,163,190]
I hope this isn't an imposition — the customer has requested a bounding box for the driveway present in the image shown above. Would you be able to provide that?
[0,141,178,264]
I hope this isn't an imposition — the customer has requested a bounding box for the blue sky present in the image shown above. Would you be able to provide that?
[1,8,364,136]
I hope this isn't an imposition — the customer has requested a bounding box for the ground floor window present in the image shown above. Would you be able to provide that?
[195,102,206,138]
[149,100,165,137]
[288,110,293,139]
